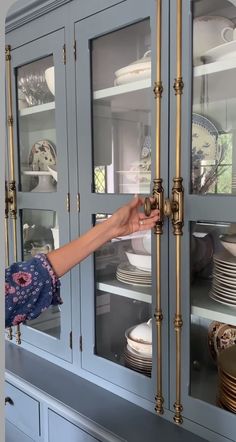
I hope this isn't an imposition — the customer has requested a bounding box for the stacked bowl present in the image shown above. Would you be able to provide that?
[124,320,152,377]
[218,345,236,413]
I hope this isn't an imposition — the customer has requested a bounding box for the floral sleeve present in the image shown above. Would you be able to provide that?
[5,254,62,328]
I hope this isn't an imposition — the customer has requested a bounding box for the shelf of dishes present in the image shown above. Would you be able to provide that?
[191,320,236,415]
[191,280,236,327]
[19,101,55,117]
[97,278,151,304]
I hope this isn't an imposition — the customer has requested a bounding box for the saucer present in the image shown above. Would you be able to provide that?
[203,40,236,62]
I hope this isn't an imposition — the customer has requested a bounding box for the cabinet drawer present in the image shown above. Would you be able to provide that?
[48,410,100,442]
[5,382,40,439]
[5,420,34,442]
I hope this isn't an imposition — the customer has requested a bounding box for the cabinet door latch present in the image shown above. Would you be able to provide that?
[80,335,82,352]
[63,44,66,65]
[66,193,70,212]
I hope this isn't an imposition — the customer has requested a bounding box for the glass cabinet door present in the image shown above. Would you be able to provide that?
[76,0,169,402]
[170,0,236,438]
[8,30,72,361]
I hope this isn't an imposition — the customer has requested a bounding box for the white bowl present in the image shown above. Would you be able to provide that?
[125,250,151,272]
[45,67,55,95]
[129,319,152,343]
[142,231,151,254]
[220,234,236,257]
[125,320,152,356]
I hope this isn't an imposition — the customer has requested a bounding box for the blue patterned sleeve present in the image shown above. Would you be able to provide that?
[5,254,62,328]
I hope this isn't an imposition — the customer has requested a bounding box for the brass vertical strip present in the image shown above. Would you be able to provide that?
[5,181,13,340]
[173,0,184,425]
[154,0,164,415]
[5,45,21,344]
[5,181,10,267]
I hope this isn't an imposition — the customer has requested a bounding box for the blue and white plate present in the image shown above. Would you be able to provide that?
[192,113,221,163]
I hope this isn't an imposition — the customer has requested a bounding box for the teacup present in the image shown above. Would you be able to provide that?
[31,244,52,256]
[221,26,236,42]
[193,16,234,64]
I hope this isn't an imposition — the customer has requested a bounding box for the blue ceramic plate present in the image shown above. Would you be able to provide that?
[192,113,221,163]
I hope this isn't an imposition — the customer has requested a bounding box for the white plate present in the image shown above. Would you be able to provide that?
[210,291,236,307]
[214,253,236,266]
[213,273,236,287]
[126,344,152,360]
[212,282,236,296]
[117,262,151,276]
[116,275,151,287]
[214,264,236,276]
[203,39,236,62]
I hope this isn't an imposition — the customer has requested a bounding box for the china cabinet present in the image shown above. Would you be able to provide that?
[4,0,236,441]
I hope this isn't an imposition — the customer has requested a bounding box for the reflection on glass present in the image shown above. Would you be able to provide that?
[192,1,236,195]
[17,56,58,192]
[91,20,152,194]
[190,220,236,413]
[94,214,152,376]
[21,209,60,338]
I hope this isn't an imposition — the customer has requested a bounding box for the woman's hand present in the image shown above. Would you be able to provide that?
[108,195,160,238]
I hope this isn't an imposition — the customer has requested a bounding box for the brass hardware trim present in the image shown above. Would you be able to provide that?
[5,181,12,340]
[173,0,184,425]
[74,40,77,60]
[16,325,21,345]
[70,331,72,349]
[154,0,164,415]
[80,335,82,352]
[66,193,70,212]
[63,44,66,64]
[77,193,80,212]
[5,397,14,406]
[5,45,19,343]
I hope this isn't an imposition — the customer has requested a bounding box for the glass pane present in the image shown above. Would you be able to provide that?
[190,220,236,413]
[192,1,236,195]
[94,214,152,377]
[17,56,58,192]
[91,20,152,194]
[21,209,60,338]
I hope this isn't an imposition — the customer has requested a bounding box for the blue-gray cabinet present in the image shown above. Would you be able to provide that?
[5,1,236,441]
[48,411,100,442]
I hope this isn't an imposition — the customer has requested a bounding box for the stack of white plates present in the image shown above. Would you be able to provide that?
[116,262,151,287]
[210,253,236,307]
[124,344,152,377]
[232,174,236,193]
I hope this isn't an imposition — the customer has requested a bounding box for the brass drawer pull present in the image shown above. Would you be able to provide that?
[5,396,14,406]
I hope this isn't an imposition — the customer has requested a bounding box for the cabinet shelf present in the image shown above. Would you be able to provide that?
[93,79,151,100]
[19,101,55,117]
[194,60,236,78]
[191,280,236,326]
[93,79,151,112]
[97,277,151,303]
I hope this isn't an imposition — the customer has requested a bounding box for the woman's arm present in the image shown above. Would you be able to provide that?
[47,196,159,277]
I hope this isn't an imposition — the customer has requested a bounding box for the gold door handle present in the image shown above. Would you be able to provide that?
[144,178,183,236]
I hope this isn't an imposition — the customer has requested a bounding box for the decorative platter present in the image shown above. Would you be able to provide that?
[29,140,56,171]
[192,113,220,164]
